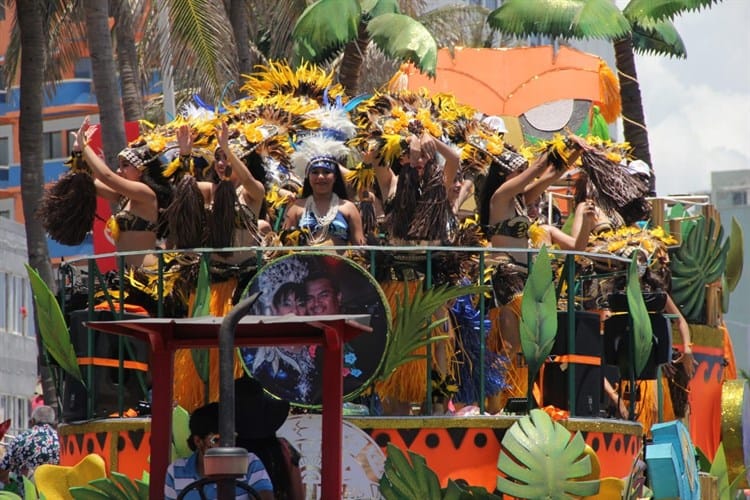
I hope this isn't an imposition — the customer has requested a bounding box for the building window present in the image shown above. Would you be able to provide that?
[731,190,747,206]
[43,131,63,159]
[0,136,8,166]
[0,273,6,331]
[75,58,92,79]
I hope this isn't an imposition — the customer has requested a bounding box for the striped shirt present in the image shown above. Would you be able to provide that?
[164,451,273,499]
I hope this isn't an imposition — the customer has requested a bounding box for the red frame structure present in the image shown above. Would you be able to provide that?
[87,315,372,499]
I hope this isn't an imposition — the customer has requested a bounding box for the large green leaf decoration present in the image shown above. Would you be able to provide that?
[496,409,600,498]
[70,474,148,500]
[626,253,653,379]
[377,283,487,381]
[520,246,557,383]
[190,257,211,385]
[725,217,744,293]
[487,0,630,41]
[292,0,361,61]
[670,217,730,322]
[366,14,438,78]
[25,263,83,383]
[380,443,441,499]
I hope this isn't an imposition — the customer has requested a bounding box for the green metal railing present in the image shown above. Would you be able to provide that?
[61,244,632,420]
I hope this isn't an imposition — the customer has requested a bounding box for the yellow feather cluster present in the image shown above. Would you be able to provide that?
[345,161,377,193]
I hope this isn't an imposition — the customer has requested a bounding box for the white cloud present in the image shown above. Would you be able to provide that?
[630,0,750,196]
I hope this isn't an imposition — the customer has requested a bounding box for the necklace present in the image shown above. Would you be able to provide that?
[304,193,339,244]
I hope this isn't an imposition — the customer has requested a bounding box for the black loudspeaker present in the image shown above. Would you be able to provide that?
[603,313,672,380]
[60,310,151,422]
[541,311,602,417]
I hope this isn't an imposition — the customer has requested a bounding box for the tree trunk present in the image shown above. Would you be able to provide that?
[614,35,655,195]
[339,21,369,95]
[230,0,252,86]
[83,0,127,168]
[17,0,59,407]
[112,0,144,121]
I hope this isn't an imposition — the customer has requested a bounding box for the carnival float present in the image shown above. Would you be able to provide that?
[6,45,747,500]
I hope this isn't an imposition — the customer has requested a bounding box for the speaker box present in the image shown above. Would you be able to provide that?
[60,309,151,422]
[603,313,672,380]
[541,311,602,417]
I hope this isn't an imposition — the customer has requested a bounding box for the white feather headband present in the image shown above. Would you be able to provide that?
[290,135,351,179]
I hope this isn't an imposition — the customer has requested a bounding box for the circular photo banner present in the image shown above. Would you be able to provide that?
[240,253,390,407]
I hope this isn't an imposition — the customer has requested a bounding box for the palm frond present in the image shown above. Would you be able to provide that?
[631,17,687,58]
[488,0,631,41]
[625,0,723,21]
[377,283,487,380]
[248,0,307,61]
[367,13,438,78]
[292,0,361,62]
[366,0,400,18]
[146,0,237,102]
[419,4,499,49]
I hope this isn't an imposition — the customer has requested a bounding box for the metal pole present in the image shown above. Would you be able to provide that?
[217,292,261,497]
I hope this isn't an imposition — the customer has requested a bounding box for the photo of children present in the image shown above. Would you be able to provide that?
[240,253,390,406]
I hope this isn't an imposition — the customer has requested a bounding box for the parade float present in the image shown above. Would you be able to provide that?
[9,50,748,500]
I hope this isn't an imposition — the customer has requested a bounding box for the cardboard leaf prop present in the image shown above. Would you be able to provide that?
[25,263,82,383]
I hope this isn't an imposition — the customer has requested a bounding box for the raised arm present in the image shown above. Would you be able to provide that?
[217,122,265,211]
[75,117,155,204]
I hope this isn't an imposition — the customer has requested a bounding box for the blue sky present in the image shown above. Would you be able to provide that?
[631,0,750,195]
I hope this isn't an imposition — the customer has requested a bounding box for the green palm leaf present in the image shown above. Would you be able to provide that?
[366,13,438,78]
[626,253,653,378]
[157,0,237,101]
[292,0,361,61]
[364,0,400,18]
[623,0,691,22]
[496,409,600,498]
[25,264,83,383]
[487,0,631,40]
[519,246,557,381]
[631,18,686,58]
[725,217,744,293]
[377,283,487,380]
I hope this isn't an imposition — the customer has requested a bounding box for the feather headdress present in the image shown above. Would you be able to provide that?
[289,135,351,179]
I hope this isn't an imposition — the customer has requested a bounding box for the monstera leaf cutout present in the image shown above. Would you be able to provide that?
[626,253,654,379]
[25,264,83,383]
[377,283,487,380]
[670,217,730,323]
[520,246,558,387]
[380,443,441,499]
[496,409,600,498]
[725,217,744,293]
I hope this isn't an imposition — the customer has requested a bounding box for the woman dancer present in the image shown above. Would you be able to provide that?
[282,136,364,246]
[74,117,174,268]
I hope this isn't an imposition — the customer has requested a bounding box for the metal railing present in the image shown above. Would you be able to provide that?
[58,244,633,420]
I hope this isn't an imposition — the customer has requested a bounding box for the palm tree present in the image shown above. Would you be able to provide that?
[487,0,723,195]
[15,0,60,407]
[83,0,128,168]
[112,0,145,121]
[292,0,438,94]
